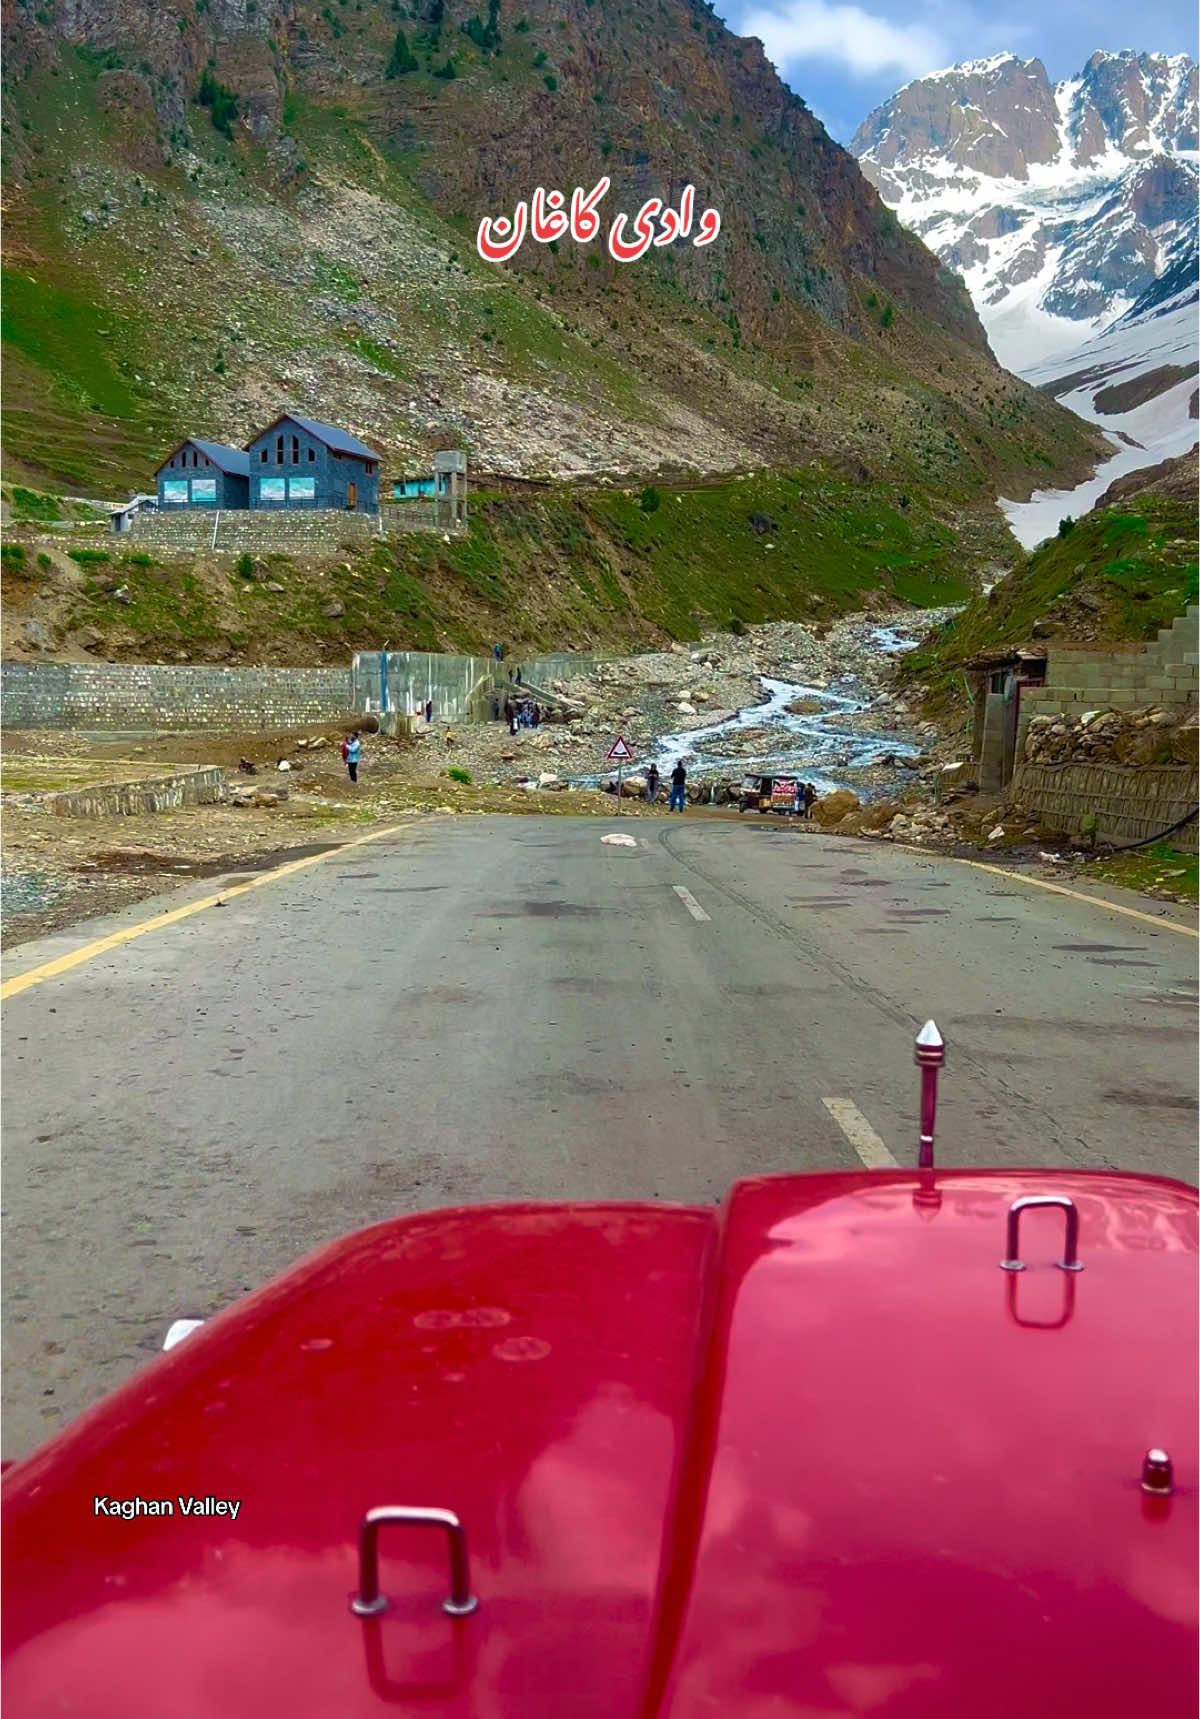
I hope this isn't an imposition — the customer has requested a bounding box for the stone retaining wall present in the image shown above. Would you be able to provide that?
[48,766,227,817]
[127,509,380,558]
[1016,606,1199,762]
[1,661,354,730]
[1010,759,1199,852]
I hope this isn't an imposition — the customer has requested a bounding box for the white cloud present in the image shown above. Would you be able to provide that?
[742,0,948,79]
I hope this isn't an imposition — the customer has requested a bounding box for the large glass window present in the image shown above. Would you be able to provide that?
[260,477,286,503]
[191,478,217,503]
[276,435,284,465]
[288,476,315,502]
[292,435,300,464]
[162,479,189,504]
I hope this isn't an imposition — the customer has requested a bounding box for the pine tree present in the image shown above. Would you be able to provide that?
[386,27,418,74]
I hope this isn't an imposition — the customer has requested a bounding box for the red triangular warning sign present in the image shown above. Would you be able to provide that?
[606,735,634,761]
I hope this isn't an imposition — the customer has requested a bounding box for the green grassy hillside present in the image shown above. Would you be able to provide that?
[2,466,991,663]
[898,492,1200,725]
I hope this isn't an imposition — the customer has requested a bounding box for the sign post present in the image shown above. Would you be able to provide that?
[606,734,633,815]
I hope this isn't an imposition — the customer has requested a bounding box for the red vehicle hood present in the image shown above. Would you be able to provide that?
[3,1169,1197,1717]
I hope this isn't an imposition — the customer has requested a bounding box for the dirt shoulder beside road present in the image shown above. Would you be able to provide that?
[1,723,687,946]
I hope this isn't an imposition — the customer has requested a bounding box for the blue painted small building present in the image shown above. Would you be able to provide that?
[155,439,250,510]
[245,415,380,511]
[394,476,437,500]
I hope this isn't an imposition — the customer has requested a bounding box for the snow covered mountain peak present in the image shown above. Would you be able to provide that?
[855,51,1197,198]
[850,51,1198,520]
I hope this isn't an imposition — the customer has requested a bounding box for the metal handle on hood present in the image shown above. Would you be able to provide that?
[350,1506,479,1618]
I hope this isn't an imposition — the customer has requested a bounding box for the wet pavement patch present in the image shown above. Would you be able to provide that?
[397,986,480,1006]
[1085,957,1157,967]
[886,907,950,916]
[480,901,600,917]
[367,885,447,893]
[976,916,1019,923]
[1102,1090,1198,1111]
[1052,943,1143,953]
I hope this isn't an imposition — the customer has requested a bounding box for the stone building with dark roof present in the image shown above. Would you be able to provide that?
[244,414,380,512]
[155,439,251,511]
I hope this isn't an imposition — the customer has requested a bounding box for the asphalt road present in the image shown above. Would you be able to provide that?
[3,814,1196,1457]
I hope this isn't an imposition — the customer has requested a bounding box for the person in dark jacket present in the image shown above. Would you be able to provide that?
[669,760,687,812]
[646,763,661,804]
[425,699,433,724]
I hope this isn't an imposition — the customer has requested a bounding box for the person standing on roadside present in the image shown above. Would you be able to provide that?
[425,699,433,725]
[646,762,660,805]
[345,731,362,784]
[803,782,817,818]
[669,760,687,813]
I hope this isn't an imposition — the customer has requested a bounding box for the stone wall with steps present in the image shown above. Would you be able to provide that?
[127,509,380,558]
[124,507,467,558]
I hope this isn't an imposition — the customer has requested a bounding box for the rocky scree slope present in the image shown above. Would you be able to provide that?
[2,0,1099,531]
[852,51,1199,471]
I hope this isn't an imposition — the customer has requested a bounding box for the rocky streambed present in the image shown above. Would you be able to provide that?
[540,608,957,800]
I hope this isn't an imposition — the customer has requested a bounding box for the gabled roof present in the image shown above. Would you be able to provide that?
[156,439,250,477]
[247,414,379,460]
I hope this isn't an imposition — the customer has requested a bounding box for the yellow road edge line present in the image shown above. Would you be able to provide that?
[1,822,412,1002]
[924,850,1199,937]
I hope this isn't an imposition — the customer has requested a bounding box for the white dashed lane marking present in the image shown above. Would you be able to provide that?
[822,1097,898,1168]
[673,885,711,922]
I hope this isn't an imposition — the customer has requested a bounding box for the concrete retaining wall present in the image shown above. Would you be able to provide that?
[351,652,495,724]
[48,766,227,818]
[519,653,610,684]
[1010,759,1199,852]
[1,661,354,730]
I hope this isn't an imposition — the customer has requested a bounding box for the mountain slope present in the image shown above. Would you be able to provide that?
[1,0,1100,537]
[851,51,1198,471]
[896,447,1199,725]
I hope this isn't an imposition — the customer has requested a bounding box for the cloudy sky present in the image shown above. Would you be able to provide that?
[722,0,1198,142]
